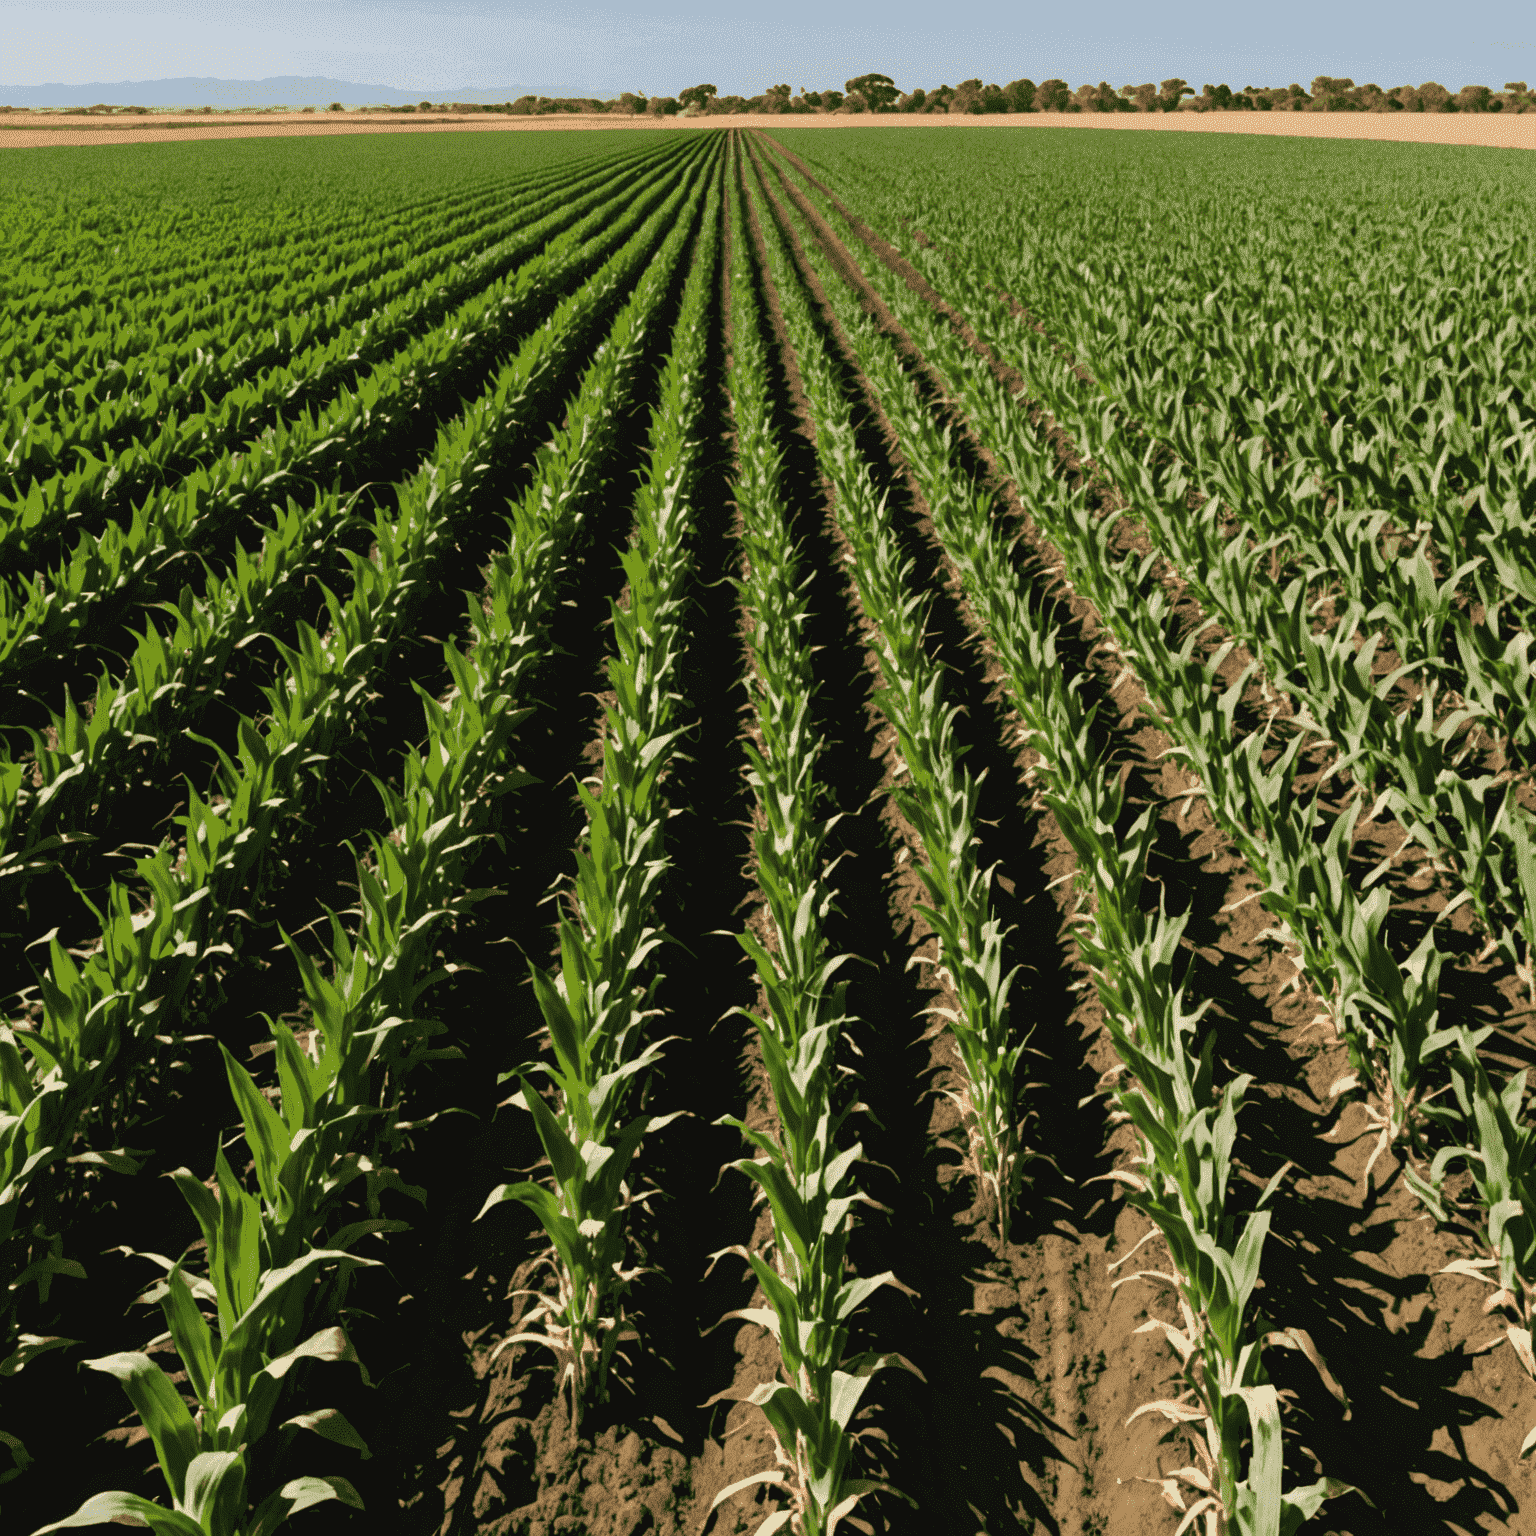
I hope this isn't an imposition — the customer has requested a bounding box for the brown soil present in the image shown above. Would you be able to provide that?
[747,108,1536,151]
[0,112,671,150]
[5,109,1531,152]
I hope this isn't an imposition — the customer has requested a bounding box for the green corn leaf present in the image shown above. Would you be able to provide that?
[181,1450,246,1536]
[159,1260,217,1411]
[83,1352,200,1504]
[279,1406,371,1458]
[218,1045,292,1208]
[248,1475,364,1536]
[30,1490,206,1536]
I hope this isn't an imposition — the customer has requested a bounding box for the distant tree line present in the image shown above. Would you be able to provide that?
[11,76,1525,118]
[588,75,1536,117]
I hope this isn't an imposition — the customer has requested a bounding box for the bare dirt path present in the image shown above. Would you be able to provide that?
[4,108,1530,152]
[0,112,662,149]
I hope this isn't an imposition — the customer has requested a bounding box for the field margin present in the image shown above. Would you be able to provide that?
[4,108,1532,151]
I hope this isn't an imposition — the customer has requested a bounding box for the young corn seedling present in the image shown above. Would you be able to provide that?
[33,1253,375,1535]
[1495,810,1536,1002]
[1454,601,1536,760]
[33,1106,379,1536]
[480,160,722,1423]
[1406,1024,1536,1457]
[708,1088,918,1536]
[744,145,1026,1248]
[701,146,921,1536]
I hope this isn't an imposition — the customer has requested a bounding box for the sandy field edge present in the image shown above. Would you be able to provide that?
[2,108,1531,151]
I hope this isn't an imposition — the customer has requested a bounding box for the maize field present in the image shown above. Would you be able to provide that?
[3,120,1536,1535]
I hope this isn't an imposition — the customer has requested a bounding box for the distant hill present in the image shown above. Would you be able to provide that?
[0,76,609,109]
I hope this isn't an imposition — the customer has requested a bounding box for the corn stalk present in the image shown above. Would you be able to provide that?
[479,146,724,1424]
[700,136,920,1536]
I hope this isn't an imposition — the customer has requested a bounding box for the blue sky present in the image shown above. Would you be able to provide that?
[7,0,1534,96]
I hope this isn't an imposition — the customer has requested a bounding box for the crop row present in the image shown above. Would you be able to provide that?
[766,136,1536,1185]
[3,132,647,322]
[749,136,1379,1533]
[0,143,714,928]
[0,141,706,921]
[761,126,1536,1521]
[0,143,719,1508]
[0,137,693,616]
[1,137,689,522]
[772,134,1536,974]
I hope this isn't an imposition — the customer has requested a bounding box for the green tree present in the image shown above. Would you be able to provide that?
[845,72,898,111]
[327,101,344,112]
[1310,76,1363,109]
[1157,78,1194,111]
[679,83,717,109]
[1003,77,1036,111]
[950,78,985,113]
[1036,78,1071,111]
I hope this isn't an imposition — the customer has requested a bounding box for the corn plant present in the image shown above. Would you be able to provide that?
[697,140,919,1536]
[744,139,1029,1251]
[32,1146,380,1535]
[30,1025,399,1535]
[1405,1025,1536,1456]
[1455,600,1536,759]
[478,150,725,1422]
